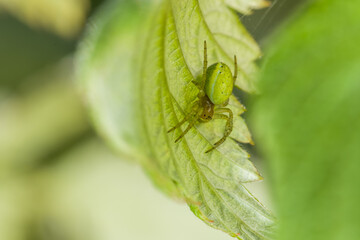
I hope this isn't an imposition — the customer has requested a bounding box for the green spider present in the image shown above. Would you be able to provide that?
[168,40,237,153]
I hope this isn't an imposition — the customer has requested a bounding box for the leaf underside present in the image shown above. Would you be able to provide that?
[77,0,275,239]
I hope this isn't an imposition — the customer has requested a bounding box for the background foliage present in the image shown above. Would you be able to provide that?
[251,1,360,239]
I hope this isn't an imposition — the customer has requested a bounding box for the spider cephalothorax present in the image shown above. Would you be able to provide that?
[168,41,237,153]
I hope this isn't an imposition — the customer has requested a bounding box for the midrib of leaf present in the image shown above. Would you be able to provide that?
[140,2,208,200]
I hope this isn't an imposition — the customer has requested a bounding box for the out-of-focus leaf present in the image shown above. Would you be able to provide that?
[77,0,275,239]
[0,0,89,38]
[0,60,89,180]
[251,1,360,240]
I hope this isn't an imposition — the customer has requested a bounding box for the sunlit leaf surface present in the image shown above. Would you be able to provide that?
[77,0,275,239]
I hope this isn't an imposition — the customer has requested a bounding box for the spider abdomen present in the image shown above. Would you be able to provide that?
[205,62,233,105]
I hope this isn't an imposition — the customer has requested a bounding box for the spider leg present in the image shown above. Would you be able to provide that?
[201,40,208,90]
[168,101,199,133]
[174,109,202,143]
[205,108,233,153]
[192,40,208,98]
[233,55,237,88]
[167,111,193,133]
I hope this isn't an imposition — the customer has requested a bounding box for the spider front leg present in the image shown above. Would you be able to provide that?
[205,108,233,153]
[233,55,237,88]
[168,101,200,133]
[191,40,207,98]
[168,101,202,143]
[201,40,208,90]
[174,110,201,143]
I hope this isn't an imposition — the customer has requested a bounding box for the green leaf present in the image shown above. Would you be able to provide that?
[251,1,360,240]
[77,0,275,239]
